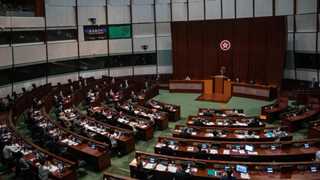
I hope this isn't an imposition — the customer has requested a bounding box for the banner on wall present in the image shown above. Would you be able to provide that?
[83,25,108,41]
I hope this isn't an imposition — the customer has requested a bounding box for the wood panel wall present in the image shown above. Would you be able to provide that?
[172,16,286,86]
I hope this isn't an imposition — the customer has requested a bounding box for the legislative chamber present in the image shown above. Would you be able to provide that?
[0,1,318,180]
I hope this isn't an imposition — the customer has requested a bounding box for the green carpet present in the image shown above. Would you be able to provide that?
[4,90,308,180]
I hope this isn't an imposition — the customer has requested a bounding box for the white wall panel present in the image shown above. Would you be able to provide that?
[133,23,155,36]
[134,65,156,75]
[254,0,273,17]
[297,0,317,14]
[45,0,76,6]
[158,65,173,74]
[287,33,294,50]
[78,6,106,25]
[222,0,235,19]
[0,47,12,67]
[283,69,295,79]
[205,0,221,19]
[109,67,133,77]
[13,44,46,65]
[157,37,172,50]
[107,4,131,24]
[287,16,294,32]
[275,0,293,15]
[236,0,253,18]
[109,39,132,55]
[48,42,78,60]
[11,17,45,28]
[172,0,188,21]
[133,37,156,52]
[155,1,171,22]
[78,0,106,6]
[46,7,76,27]
[0,85,12,98]
[48,73,78,86]
[0,17,11,27]
[132,4,154,23]
[13,78,46,94]
[296,69,317,81]
[79,40,108,57]
[79,69,106,79]
[189,0,204,20]
[295,33,317,52]
[296,14,317,32]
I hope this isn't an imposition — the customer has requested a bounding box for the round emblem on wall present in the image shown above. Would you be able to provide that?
[220,40,231,51]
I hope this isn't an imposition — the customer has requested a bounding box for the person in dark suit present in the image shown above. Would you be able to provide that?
[220,169,236,180]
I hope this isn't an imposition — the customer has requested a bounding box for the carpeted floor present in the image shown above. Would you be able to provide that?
[3,90,309,180]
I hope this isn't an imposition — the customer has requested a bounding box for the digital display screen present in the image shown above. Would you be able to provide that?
[236,165,248,173]
[108,25,131,39]
[83,25,107,41]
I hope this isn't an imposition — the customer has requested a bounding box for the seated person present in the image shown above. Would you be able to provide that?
[220,169,236,180]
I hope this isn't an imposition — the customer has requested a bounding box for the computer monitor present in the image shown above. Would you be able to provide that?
[150,157,156,163]
[310,166,317,172]
[245,145,254,152]
[236,165,248,173]
[304,143,310,149]
[266,167,273,173]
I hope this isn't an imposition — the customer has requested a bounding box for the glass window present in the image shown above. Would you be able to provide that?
[47,29,77,41]
[79,56,107,71]
[0,68,12,86]
[47,60,79,76]
[0,31,11,44]
[107,55,133,67]
[12,30,44,44]
[295,53,319,69]
[13,63,46,82]
[134,53,157,66]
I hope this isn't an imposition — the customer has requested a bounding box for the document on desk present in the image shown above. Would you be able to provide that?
[191,132,197,135]
[167,165,177,173]
[144,163,156,170]
[49,165,59,172]
[187,146,194,152]
[223,149,230,155]
[156,164,167,171]
[209,149,218,154]
[240,173,250,179]
[236,134,245,139]
[247,151,258,155]
[205,133,214,137]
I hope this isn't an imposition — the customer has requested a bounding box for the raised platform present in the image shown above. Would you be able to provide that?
[196,93,231,103]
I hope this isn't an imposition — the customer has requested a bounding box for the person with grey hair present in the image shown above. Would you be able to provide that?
[316,150,320,161]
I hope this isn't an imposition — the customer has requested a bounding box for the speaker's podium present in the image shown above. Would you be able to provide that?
[196,75,232,103]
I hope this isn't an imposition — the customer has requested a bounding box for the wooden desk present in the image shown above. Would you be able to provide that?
[232,82,277,101]
[144,100,181,122]
[261,97,288,121]
[130,151,320,180]
[173,125,292,142]
[3,112,77,180]
[169,80,204,93]
[118,102,169,130]
[309,125,320,138]
[282,105,320,132]
[103,172,137,180]
[187,116,265,129]
[155,136,320,162]
[82,115,136,155]
[198,108,245,117]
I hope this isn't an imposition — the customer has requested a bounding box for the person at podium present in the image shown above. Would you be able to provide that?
[185,76,191,80]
